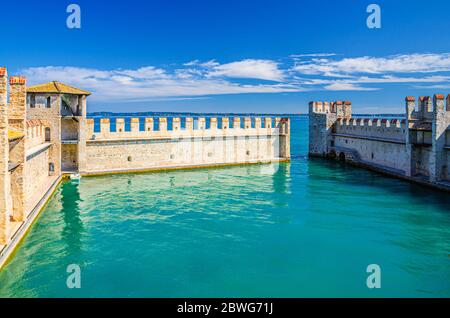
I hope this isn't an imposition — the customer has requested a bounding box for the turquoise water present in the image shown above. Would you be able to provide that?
[0,117,449,297]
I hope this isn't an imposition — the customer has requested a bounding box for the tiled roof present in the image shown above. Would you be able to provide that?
[27,81,91,95]
[8,129,24,141]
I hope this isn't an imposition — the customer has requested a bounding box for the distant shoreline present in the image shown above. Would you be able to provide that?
[88,111,302,117]
[87,111,404,117]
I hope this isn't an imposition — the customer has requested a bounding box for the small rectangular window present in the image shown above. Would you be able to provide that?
[30,95,36,108]
[46,96,51,108]
[45,127,51,142]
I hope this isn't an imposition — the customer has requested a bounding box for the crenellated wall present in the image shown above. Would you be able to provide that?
[0,69,60,254]
[82,116,290,174]
[0,68,291,267]
[26,120,47,149]
[309,95,450,191]
[335,118,406,142]
[308,101,351,156]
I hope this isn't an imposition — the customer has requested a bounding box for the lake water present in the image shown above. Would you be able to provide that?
[0,116,449,297]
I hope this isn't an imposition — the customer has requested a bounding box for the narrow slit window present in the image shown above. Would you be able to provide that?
[30,95,36,108]
[45,127,51,142]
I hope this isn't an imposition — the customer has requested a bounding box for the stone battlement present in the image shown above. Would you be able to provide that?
[335,117,407,143]
[337,117,406,128]
[405,95,450,121]
[86,117,287,141]
[0,67,291,264]
[309,100,352,118]
[309,94,450,192]
[82,116,290,174]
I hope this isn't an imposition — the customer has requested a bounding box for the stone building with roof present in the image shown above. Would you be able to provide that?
[0,69,90,250]
[308,95,450,191]
[27,81,90,172]
[0,67,291,264]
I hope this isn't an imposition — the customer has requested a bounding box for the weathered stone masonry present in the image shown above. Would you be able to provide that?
[83,116,290,174]
[0,68,290,266]
[309,96,450,191]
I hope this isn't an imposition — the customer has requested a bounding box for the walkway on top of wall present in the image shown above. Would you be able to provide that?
[332,133,405,145]
[25,143,51,161]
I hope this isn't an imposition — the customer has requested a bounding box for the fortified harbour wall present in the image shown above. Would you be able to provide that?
[83,116,290,174]
[0,68,290,268]
[308,96,450,191]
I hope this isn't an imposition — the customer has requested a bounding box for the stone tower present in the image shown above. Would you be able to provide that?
[405,93,450,182]
[308,100,352,157]
[0,67,9,244]
[8,76,27,222]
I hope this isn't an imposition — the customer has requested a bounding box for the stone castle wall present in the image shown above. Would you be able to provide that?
[82,117,290,174]
[308,96,450,191]
[24,146,51,212]
[0,67,10,245]
[333,118,409,173]
[0,67,291,262]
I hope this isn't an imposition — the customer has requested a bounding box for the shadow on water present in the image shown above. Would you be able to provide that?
[307,156,450,208]
[304,156,450,281]
[2,115,450,297]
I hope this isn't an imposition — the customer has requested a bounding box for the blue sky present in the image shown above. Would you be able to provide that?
[2,0,450,113]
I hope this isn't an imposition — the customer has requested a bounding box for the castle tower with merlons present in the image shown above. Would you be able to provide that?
[308,94,450,190]
[0,66,290,262]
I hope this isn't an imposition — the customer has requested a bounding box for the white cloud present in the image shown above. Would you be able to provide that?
[293,53,450,76]
[323,83,378,91]
[350,75,450,84]
[22,66,300,102]
[183,59,218,68]
[293,74,450,88]
[20,53,450,101]
[290,53,337,58]
[120,66,168,79]
[412,84,450,89]
[207,59,285,81]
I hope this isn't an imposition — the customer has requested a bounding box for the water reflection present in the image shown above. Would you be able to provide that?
[305,157,450,259]
[0,116,449,297]
[61,181,84,259]
[273,163,290,194]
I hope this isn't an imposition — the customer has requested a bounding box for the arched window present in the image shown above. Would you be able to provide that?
[45,127,51,142]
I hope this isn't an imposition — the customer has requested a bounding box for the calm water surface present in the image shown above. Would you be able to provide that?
[0,117,449,297]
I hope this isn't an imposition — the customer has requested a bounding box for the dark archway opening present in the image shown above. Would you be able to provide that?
[45,127,51,142]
